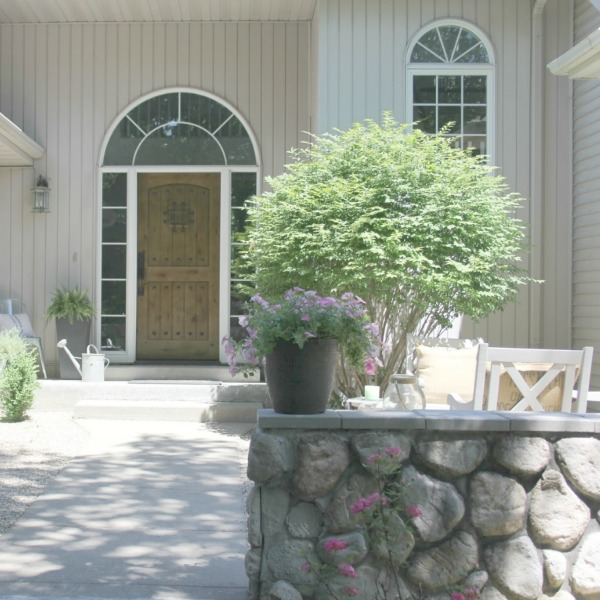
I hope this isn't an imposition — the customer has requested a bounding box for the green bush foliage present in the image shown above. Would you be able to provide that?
[242,115,531,396]
[0,329,39,422]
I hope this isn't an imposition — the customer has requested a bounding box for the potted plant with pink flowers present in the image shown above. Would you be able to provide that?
[223,287,382,414]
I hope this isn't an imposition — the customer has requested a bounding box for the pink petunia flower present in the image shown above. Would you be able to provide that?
[405,504,423,518]
[364,357,376,376]
[367,453,382,464]
[385,446,402,456]
[301,562,311,573]
[343,586,360,597]
[338,563,357,578]
[450,593,466,600]
[350,498,367,513]
[323,539,349,552]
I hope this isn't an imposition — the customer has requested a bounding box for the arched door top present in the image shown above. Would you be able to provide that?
[101,89,259,167]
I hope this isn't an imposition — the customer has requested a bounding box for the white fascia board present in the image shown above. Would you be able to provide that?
[548,28,600,79]
[0,112,45,165]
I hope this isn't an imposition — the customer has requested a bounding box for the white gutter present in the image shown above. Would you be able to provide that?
[548,27,600,79]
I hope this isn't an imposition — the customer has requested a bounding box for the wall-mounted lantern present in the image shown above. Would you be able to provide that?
[32,175,50,213]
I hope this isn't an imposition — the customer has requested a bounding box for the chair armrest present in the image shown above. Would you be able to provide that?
[447,393,475,411]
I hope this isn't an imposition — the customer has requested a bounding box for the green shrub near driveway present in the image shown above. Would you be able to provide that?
[241,114,533,397]
[0,329,39,422]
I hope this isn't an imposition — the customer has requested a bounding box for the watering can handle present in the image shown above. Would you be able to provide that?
[87,344,99,354]
[104,357,110,369]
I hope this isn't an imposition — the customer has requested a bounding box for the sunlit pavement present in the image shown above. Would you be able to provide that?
[0,420,253,600]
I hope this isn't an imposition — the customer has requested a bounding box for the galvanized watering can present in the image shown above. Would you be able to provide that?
[57,339,109,382]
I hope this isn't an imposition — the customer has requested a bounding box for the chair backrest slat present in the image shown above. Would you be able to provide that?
[472,343,594,413]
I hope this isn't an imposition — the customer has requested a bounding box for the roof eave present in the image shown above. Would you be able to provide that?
[0,112,45,166]
[548,28,600,79]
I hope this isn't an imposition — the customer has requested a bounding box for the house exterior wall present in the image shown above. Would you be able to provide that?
[0,21,311,372]
[314,0,574,353]
[573,0,600,386]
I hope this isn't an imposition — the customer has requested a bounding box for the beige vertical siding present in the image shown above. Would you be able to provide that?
[0,21,311,372]
[315,0,574,351]
[573,0,600,386]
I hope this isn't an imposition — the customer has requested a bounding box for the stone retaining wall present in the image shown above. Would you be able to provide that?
[246,409,600,600]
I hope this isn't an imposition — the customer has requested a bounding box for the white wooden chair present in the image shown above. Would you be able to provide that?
[448,343,594,413]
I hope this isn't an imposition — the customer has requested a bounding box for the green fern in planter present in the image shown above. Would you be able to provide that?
[46,286,94,324]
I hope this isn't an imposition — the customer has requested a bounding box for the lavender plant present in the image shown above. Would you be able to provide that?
[223,287,383,378]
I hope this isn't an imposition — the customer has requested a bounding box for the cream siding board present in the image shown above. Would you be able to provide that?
[0,21,310,372]
[573,0,600,386]
[315,0,574,350]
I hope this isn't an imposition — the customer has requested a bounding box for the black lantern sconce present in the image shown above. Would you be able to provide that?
[32,175,50,213]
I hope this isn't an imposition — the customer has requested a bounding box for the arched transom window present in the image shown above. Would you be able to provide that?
[407,21,495,157]
[102,91,257,166]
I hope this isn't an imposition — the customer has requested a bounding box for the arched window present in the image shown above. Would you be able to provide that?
[407,21,495,157]
[102,90,256,166]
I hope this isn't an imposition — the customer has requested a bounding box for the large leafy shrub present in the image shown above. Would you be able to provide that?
[241,115,531,396]
[0,329,39,422]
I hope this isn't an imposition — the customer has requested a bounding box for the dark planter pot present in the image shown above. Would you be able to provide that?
[264,338,339,414]
[56,318,91,379]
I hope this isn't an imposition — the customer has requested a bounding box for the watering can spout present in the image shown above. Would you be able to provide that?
[56,339,82,376]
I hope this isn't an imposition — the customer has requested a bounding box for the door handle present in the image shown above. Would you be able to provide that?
[137,251,145,296]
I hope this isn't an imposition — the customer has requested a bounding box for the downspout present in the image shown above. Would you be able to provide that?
[530,0,547,348]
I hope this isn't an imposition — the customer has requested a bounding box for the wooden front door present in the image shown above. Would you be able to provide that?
[137,173,220,360]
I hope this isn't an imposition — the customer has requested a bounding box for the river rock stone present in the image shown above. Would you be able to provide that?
[291,432,351,500]
[246,546,262,578]
[543,549,567,589]
[571,532,600,599]
[370,512,415,569]
[400,465,465,542]
[483,536,543,600]
[247,486,262,548]
[247,432,293,484]
[324,471,378,534]
[479,584,508,600]
[317,532,368,565]
[407,530,479,591]
[464,569,489,595]
[492,435,550,477]
[415,436,487,478]
[539,593,576,600]
[470,471,526,537]
[268,580,303,600]
[262,488,290,539]
[556,437,600,501]
[529,469,590,550]
[314,564,380,600]
[351,432,411,474]
[267,539,319,586]
[286,502,322,539]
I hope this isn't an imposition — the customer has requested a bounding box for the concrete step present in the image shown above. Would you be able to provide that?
[104,363,260,383]
[34,380,269,422]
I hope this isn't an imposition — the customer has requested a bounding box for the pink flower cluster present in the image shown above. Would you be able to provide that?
[338,563,356,578]
[323,539,348,552]
[350,492,387,513]
[405,504,423,518]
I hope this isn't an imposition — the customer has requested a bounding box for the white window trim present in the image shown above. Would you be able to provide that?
[405,20,496,165]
